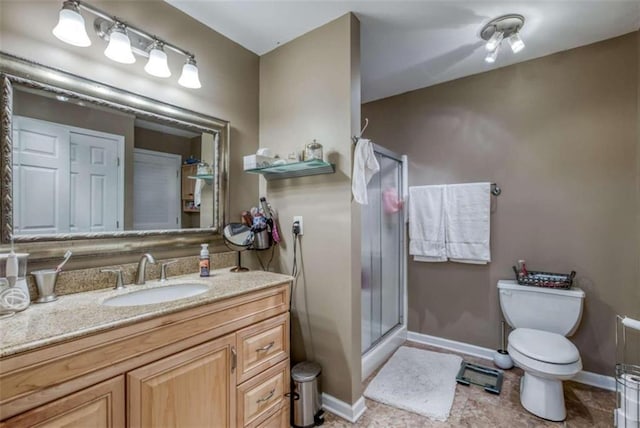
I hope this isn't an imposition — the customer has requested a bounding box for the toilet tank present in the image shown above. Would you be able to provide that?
[497,280,585,336]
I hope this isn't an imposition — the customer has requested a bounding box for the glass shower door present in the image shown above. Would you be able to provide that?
[361,146,404,354]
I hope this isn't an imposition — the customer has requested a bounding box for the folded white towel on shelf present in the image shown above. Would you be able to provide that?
[194,178,204,208]
[409,185,447,262]
[352,138,380,205]
[444,182,491,264]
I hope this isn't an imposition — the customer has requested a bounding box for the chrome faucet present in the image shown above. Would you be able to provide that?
[135,253,156,285]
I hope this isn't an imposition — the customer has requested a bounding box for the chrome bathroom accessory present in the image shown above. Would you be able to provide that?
[135,253,156,285]
[615,316,640,427]
[31,269,59,303]
[160,260,178,282]
[101,268,125,290]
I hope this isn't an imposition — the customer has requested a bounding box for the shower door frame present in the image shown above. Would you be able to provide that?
[361,143,408,380]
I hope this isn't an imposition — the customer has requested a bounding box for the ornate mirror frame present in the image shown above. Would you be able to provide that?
[0,52,230,260]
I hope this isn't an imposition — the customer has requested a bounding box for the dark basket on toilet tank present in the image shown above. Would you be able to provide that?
[512,268,576,290]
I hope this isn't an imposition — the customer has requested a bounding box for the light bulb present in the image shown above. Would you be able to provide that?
[508,32,525,54]
[485,45,499,64]
[485,30,503,52]
[145,44,171,78]
[52,1,91,47]
[178,57,201,89]
[104,24,135,64]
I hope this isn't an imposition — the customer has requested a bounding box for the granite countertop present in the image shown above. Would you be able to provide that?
[0,268,293,358]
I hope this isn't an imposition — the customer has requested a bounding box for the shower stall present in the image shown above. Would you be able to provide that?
[361,143,407,380]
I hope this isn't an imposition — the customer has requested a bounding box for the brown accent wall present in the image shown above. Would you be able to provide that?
[0,0,259,266]
[259,14,362,403]
[362,32,640,375]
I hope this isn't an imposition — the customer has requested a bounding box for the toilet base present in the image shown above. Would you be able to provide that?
[520,372,566,422]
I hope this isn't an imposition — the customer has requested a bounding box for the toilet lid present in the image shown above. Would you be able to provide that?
[509,328,580,364]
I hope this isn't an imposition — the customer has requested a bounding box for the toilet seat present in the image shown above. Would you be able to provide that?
[509,328,579,364]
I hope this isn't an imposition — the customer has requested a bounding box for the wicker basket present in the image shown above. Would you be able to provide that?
[512,267,576,289]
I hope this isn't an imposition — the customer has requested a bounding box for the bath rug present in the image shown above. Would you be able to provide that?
[364,346,462,421]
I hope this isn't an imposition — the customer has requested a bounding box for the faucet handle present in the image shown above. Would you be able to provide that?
[160,260,178,282]
[101,268,125,290]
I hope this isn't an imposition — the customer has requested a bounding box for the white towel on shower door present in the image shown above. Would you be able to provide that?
[445,182,491,264]
[352,138,380,205]
[409,185,447,262]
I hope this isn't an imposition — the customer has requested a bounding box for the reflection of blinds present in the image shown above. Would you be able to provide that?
[133,149,181,230]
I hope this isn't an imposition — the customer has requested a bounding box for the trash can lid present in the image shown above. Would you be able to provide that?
[292,361,322,382]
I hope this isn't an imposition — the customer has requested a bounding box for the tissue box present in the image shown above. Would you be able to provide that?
[243,155,274,170]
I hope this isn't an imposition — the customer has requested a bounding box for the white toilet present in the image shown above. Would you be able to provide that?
[497,280,585,422]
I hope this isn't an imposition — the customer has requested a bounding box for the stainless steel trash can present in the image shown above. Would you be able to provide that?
[291,361,324,427]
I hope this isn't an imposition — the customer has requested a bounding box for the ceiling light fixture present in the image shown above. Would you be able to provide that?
[51,0,201,89]
[480,14,525,64]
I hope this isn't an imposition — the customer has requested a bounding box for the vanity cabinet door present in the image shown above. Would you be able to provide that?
[0,376,125,428]
[127,334,237,428]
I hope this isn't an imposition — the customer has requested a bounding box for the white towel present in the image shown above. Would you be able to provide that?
[409,185,447,262]
[445,183,491,264]
[194,178,204,208]
[352,138,380,204]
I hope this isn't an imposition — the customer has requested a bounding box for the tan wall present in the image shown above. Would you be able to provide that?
[259,14,362,403]
[362,32,639,376]
[0,0,259,263]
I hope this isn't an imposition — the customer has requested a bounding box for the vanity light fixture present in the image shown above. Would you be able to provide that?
[104,22,135,64]
[480,14,526,64]
[144,41,171,78]
[52,1,91,47]
[51,0,201,88]
[178,57,202,89]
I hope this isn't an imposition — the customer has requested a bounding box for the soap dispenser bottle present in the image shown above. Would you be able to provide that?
[199,244,210,277]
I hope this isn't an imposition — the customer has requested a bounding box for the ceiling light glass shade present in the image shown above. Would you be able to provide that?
[178,58,201,89]
[485,30,503,52]
[104,26,136,64]
[144,46,171,78]
[52,2,91,47]
[485,45,499,64]
[508,33,525,53]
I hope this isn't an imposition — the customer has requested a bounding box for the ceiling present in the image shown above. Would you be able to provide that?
[166,1,640,102]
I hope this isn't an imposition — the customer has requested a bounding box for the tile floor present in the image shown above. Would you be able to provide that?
[324,341,616,427]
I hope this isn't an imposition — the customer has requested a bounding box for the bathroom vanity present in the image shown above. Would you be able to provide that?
[0,270,292,428]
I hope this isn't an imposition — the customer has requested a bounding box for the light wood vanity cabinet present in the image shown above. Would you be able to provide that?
[0,283,291,428]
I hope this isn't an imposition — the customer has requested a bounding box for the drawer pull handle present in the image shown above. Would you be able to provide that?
[256,341,275,353]
[256,388,275,404]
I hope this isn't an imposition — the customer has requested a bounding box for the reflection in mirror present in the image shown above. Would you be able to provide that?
[11,86,216,235]
[222,223,252,272]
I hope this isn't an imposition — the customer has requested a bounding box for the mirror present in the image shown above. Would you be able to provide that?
[222,223,252,272]
[1,52,228,248]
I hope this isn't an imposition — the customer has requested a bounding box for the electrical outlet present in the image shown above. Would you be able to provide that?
[293,216,303,236]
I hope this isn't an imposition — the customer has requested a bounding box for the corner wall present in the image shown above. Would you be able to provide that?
[362,32,639,376]
[259,14,362,404]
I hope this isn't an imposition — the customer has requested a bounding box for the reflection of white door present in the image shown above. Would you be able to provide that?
[70,132,121,233]
[133,149,181,230]
[13,116,124,235]
[13,118,70,235]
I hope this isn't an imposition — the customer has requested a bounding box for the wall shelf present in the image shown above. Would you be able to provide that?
[187,175,213,182]
[244,159,335,181]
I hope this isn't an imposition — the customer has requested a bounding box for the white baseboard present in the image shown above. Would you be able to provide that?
[322,393,366,423]
[362,325,407,380]
[407,331,495,361]
[407,330,616,392]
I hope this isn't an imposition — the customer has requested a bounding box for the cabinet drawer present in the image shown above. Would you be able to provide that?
[237,313,289,383]
[256,403,289,428]
[237,360,289,427]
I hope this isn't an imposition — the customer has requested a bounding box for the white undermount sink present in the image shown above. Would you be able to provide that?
[102,283,209,307]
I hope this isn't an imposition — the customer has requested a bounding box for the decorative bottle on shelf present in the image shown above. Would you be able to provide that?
[304,140,323,161]
[199,244,210,277]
